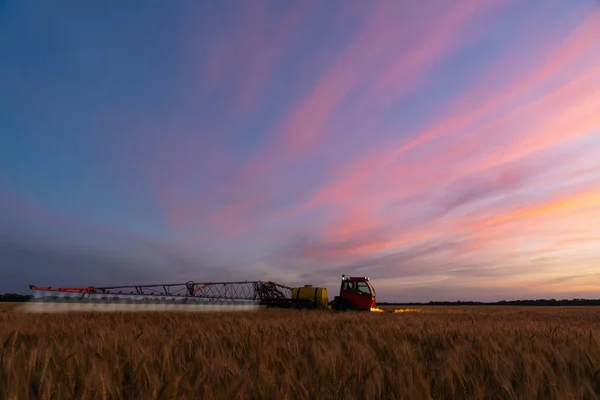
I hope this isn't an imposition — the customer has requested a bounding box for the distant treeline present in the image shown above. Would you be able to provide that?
[378,299,600,306]
[0,294,33,302]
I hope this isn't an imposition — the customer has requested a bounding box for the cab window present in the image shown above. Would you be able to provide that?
[356,281,372,295]
[343,281,371,295]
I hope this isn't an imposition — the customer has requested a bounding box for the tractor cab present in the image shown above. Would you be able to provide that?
[331,275,376,311]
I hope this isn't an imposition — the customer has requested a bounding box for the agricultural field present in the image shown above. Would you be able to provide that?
[1,303,600,399]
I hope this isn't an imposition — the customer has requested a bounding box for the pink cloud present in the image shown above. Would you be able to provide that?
[208,195,270,237]
[467,186,600,232]
[262,0,499,166]
[294,184,600,278]
[198,1,316,117]
[323,202,385,243]
[432,183,600,261]
[133,125,234,231]
[287,142,600,266]
[403,57,600,199]
[132,1,600,285]
[206,0,498,234]
[290,6,600,224]
[366,0,505,107]
[240,1,404,177]
[296,229,437,262]
[390,10,600,167]
[134,3,321,233]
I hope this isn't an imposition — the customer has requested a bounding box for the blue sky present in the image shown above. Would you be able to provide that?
[1,0,600,301]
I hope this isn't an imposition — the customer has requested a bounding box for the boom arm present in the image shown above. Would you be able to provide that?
[29,281,293,302]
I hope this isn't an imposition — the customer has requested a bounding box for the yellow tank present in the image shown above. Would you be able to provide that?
[291,285,328,309]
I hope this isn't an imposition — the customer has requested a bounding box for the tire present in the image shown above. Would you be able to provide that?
[331,296,353,311]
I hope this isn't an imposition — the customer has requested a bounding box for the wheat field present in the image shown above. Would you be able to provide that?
[1,303,600,399]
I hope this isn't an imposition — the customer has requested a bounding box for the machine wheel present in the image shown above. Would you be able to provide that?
[331,296,353,311]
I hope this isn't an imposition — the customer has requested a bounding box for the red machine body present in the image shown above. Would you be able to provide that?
[332,275,376,311]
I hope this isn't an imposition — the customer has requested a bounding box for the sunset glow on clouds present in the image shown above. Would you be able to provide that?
[1,0,599,301]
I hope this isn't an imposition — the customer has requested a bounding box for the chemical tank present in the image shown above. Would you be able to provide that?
[291,285,328,309]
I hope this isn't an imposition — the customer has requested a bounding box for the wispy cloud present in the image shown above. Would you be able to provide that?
[2,0,600,300]
[296,5,600,218]
[197,1,316,117]
[203,0,504,235]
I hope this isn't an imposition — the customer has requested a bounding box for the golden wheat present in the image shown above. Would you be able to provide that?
[1,304,599,399]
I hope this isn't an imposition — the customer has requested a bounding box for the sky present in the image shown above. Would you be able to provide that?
[1,0,600,302]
